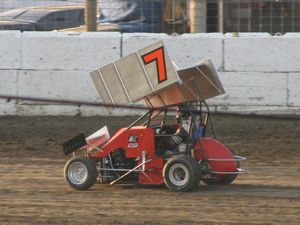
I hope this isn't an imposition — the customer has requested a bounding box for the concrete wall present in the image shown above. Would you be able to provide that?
[0,31,299,116]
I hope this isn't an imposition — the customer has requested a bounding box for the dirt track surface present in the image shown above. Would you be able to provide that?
[0,115,299,225]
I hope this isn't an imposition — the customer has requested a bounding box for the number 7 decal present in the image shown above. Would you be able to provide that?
[142,46,167,84]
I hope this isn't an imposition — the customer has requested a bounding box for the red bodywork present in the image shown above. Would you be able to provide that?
[89,126,238,185]
[194,138,237,175]
[89,126,164,185]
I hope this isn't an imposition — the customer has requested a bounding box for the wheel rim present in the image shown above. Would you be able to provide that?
[168,163,189,187]
[68,161,88,185]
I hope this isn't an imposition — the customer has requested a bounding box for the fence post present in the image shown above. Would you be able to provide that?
[188,0,207,33]
[85,0,97,31]
[218,0,224,33]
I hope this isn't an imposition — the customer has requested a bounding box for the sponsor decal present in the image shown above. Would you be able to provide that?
[128,135,138,148]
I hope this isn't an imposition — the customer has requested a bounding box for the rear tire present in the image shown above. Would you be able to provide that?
[163,155,201,192]
[202,161,239,185]
[64,156,97,190]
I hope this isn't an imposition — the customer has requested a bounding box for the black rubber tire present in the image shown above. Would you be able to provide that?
[64,156,97,190]
[163,155,201,192]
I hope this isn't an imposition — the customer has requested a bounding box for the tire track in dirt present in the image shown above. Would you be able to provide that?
[0,115,299,224]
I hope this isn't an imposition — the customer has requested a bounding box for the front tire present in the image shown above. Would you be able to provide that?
[163,155,201,192]
[64,156,97,190]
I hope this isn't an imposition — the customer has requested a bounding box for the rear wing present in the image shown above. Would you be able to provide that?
[90,41,225,108]
[144,59,225,108]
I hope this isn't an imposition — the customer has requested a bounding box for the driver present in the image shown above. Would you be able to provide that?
[155,105,190,156]
[169,113,189,145]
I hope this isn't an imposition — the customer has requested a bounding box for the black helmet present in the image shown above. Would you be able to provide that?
[176,114,182,124]
[176,104,190,123]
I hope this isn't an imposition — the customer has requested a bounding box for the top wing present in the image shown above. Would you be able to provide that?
[90,41,179,105]
[90,41,225,108]
[144,59,225,108]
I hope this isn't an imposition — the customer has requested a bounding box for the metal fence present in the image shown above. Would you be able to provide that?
[217,0,300,34]
[0,0,299,34]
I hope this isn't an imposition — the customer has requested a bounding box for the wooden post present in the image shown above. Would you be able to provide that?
[85,0,97,31]
[218,0,224,33]
[188,0,207,33]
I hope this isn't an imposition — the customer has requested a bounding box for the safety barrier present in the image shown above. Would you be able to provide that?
[0,31,299,116]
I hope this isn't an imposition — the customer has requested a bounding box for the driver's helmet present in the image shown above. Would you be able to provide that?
[176,104,190,124]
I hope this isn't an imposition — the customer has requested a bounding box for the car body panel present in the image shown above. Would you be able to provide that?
[0,5,84,31]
